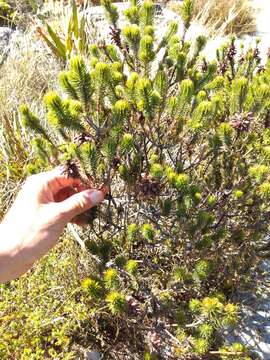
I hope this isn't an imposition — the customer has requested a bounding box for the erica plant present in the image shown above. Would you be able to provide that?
[20,0,270,358]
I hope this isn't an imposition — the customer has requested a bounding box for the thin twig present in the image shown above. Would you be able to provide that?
[67,224,86,250]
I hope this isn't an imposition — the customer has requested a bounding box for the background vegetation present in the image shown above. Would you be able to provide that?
[192,0,256,36]
[0,0,267,359]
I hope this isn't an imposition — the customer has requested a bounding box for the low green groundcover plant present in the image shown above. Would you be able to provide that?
[14,0,270,358]
[0,238,89,360]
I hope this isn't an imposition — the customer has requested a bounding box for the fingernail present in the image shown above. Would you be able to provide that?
[87,190,104,205]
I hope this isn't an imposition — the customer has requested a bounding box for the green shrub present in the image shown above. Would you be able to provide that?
[0,0,15,26]
[18,0,270,357]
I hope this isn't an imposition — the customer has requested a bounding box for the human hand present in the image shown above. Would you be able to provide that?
[0,167,105,282]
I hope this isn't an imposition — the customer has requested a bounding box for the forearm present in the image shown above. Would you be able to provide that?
[0,224,34,283]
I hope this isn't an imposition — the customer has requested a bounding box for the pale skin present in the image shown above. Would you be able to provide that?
[0,167,105,283]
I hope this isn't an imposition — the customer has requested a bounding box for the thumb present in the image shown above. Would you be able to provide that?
[57,189,104,221]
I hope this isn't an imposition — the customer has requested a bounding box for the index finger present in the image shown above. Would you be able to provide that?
[45,166,83,194]
[24,167,83,196]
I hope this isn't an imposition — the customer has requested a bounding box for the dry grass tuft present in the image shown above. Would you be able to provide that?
[0,52,58,115]
[0,32,60,216]
[193,0,256,36]
[168,0,256,37]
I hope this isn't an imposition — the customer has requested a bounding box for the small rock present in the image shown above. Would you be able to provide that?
[0,27,14,63]
[85,351,101,360]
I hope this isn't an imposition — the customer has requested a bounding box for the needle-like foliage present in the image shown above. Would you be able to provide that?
[20,0,270,358]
